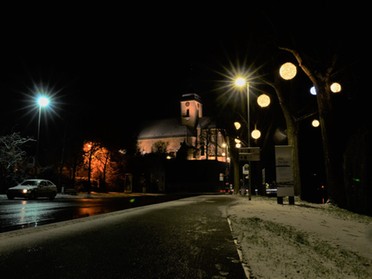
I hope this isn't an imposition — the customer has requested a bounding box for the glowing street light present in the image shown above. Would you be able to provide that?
[36,95,50,167]
[233,76,253,200]
[234,77,251,147]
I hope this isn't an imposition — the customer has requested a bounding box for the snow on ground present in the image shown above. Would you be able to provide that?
[1,193,371,278]
[227,195,372,279]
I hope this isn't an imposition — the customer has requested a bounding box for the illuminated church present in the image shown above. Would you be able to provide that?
[137,93,229,163]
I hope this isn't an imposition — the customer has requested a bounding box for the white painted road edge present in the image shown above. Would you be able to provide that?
[227,217,251,279]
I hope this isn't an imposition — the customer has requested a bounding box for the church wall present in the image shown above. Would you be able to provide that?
[137,136,197,157]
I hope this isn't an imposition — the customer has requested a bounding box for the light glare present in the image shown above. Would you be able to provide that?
[234,77,246,88]
[37,96,50,108]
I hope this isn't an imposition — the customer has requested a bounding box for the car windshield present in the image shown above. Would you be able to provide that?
[21,180,39,186]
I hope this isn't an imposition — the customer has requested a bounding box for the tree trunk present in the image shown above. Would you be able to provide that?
[281,47,346,207]
[272,77,302,196]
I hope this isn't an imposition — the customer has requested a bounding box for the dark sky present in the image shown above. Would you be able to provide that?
[0,3,369,148]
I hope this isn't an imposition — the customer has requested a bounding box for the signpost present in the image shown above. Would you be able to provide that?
[238,147,260,161]
[238,147,260,200]
[242,164,249,174]
[275,145,295,204]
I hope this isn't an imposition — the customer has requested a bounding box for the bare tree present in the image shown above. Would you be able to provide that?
[266,75,302,197]
[83,141,102,194]
[0,132,35,190]
[279,47,345,206]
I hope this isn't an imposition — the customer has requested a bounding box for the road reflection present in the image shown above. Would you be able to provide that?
[1,193,196,233]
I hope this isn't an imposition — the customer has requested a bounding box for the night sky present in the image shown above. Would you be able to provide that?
[0,3,369,150]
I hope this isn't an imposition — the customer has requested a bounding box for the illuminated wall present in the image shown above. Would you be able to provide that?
[180,93,203,128]
[136,93,228,162]
[137,136,197,158]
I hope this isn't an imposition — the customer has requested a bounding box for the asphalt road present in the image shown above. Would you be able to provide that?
[0,194,247,279]
[0,192,198,233]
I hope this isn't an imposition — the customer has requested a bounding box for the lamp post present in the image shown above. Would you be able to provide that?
[36,95,50,169]
[234,77,252,200]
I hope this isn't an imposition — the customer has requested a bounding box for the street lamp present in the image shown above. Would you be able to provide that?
[234,77,252,200]
[36,95,50,168]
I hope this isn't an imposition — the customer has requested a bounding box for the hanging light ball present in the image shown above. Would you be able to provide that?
[279,62,297,80]
[251,129,261,139]
[312,119,320,127]
[310,86,317,95]
[330,82,342,93]
[257,94,271,107]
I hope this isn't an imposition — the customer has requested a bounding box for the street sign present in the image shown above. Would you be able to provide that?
[239,147,260,161]
[242,164,249,174]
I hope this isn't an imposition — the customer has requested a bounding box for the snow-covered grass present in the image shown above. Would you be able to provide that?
[1,193,370,278]
[227,195,372,278]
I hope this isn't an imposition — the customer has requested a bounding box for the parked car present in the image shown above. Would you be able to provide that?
[6,179,58,200]
[218,184,234,194]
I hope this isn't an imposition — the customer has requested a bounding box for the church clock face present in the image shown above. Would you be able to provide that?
[185,101,190,107]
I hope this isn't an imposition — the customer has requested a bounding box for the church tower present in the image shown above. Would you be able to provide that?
[180,93,203,129]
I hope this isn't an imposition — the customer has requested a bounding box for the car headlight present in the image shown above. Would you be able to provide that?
[22,189,29,194]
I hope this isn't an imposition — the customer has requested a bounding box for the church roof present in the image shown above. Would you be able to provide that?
[137,117,216,140]
[180,93,202,102]
[137,118,194,139]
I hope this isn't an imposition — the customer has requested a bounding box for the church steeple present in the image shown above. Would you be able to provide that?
[180,93,203,129]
